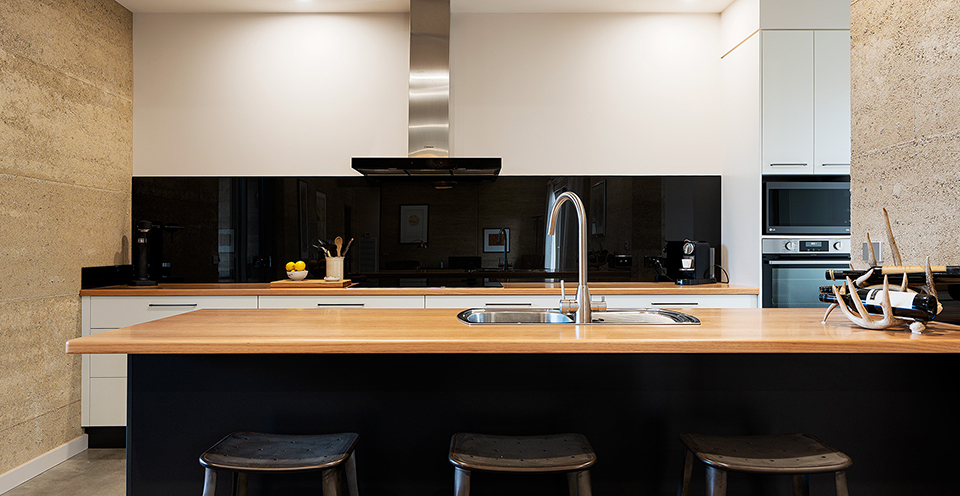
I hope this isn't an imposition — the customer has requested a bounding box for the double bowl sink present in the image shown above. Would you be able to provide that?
[457,308,700,325]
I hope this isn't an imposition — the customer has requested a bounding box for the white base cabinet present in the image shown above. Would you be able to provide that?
[80,295,258,427]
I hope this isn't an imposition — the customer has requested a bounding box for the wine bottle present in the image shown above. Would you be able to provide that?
[824,268,960,286]
[818,286,939,320]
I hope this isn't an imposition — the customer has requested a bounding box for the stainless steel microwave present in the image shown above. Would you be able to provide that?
[764,180,850,235]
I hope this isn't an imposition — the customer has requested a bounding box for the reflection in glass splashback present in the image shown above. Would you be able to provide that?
[132,176,720,285]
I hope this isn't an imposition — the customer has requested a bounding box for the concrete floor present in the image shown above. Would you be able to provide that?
[4,449,125,496]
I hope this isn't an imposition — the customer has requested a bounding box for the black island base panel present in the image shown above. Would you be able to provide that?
[127,353,959,496]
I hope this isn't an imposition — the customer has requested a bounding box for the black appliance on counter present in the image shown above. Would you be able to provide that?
[762,237,850,308]
[130,220,157,286]
[663,240,715,285]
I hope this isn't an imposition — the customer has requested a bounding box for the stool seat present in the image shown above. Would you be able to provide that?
[449,433,596,473]
[200,432,359,472]
[680,433,852,475]
[198,432,359,496]
[678,433,851,496]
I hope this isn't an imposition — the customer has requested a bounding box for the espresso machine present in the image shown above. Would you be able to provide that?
[663,240,715,285]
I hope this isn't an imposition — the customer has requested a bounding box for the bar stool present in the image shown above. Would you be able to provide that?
[448,432,596,496]
[678,433,852,496]
[199,432,359,496]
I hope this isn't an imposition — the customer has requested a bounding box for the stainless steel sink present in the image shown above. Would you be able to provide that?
[457,308,700,325]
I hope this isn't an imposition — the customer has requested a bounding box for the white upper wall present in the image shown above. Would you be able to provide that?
[452,13,721,175]
[133,12,722,176]
[133,13,410,176]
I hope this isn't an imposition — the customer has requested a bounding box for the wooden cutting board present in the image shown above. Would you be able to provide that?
[269,279,354,288]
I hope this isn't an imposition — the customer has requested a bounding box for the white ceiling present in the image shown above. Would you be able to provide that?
[115,0,736,14]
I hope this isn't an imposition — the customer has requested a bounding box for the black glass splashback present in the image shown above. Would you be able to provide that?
[131,176,720,285]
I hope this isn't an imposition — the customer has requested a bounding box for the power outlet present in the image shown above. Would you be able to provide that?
[644,256,663,268]
[862,242,881,263]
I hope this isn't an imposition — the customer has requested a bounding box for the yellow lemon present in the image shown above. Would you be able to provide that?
[294,261,306,271]
[285,261,295,271]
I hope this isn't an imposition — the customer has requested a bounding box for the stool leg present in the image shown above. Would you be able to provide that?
[344,452,359,496]
[233,472,248,496]
[678,449,694,496]
[201,468,216,496]
[566,470,592,496]
[321,466,344,496]
[792,474,810,496]
[705,466,727,496]
[835,470,850,496]
[454,467,471,496]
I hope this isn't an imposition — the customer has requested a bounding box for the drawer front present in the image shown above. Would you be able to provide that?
[425,295,560,309]
[258,295,424,309]
[90,354,127,378]
[89,296,259,328]
[88,378,127,427]
[602,294,758,309]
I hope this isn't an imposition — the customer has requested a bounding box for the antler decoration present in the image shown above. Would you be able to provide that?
[822,209,941,334]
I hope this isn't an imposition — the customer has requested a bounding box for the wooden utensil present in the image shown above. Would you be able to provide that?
[335,236,343,257]
[342,238,354,257]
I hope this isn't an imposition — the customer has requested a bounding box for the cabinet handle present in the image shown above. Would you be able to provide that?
[651,302,698,307]
[769,163,808,167]
[485,302,533,306]
[317,303,365,307]
[820,163,850,167]
[148,303,198,307]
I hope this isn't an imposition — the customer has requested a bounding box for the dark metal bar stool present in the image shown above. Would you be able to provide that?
[448,432,596,496]
[678,433,852,496]
[199,432,359,496]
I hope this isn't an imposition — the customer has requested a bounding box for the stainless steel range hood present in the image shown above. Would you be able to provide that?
[352,0,501,180]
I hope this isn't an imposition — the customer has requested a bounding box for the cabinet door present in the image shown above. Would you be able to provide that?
[424,295,560,309]
[814,30,851,174]
[603,294,758,309]
[762,30,815,174]
[89,295,259,329]
[258,295,424,309]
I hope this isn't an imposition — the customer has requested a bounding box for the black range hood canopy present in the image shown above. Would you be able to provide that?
[352,157,501,180]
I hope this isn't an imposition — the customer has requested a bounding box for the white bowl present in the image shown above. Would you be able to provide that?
[286,270,308,281]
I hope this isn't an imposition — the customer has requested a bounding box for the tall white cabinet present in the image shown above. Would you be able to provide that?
[761,29,851,175]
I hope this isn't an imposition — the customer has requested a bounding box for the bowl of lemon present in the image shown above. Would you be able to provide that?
[285,260,308,281]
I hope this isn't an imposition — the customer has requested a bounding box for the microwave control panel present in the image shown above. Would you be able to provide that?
[762,237,850,255]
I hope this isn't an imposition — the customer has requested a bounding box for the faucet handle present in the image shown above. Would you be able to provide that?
[590,296,607,312]
[559,280,578,313]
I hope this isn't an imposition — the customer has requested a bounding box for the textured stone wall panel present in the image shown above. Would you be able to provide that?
[0,175,131,301]
[0,0,131,475]
[0,45,133,192]
[851,0,960,269]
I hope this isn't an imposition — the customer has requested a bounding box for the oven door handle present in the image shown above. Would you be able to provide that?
[766,259,850,265]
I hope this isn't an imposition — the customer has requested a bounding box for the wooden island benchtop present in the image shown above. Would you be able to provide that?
[65,307,960,354]
[78,281,759,296]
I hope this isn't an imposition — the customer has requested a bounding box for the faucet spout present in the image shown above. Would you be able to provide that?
[547,192,591,324]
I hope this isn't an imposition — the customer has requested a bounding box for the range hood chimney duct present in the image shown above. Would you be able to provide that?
[351,0,501,181]
[408,0,449,158]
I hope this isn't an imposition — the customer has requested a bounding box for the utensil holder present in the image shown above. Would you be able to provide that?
[325,257,345,280]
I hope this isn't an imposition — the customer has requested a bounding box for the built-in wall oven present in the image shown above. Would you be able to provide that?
[762,237,850,308]
[761,176,851,308]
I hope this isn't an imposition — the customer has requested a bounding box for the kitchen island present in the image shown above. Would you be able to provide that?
[66,308,960,495]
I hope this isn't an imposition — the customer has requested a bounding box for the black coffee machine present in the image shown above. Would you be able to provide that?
[663,240,715,285]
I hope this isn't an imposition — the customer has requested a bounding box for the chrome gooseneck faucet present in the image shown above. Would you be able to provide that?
[548,191,603,324]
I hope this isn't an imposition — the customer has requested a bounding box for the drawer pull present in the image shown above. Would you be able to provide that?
[651,302,698,307]
[147,303,198,308]
[820,163,850,167]
[769,163,808,167]
[317,303,365,307]
[485,302,534,307]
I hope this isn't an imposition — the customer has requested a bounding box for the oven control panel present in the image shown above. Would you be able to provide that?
[762,237,850,255]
